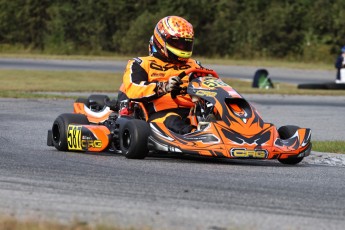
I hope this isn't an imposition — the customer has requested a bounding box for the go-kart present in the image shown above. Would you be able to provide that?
[47,68,312,165]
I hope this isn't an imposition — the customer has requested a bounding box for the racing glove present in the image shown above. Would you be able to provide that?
[166,76,183,92]
[156,76,182,96]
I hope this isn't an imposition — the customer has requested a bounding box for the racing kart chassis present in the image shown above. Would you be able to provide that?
[47,68,312,165]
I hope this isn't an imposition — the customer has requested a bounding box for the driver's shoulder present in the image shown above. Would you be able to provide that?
[132,56,163,67]
[187,58,203,68]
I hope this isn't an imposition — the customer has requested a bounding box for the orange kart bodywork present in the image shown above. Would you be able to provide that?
[48,68,311,164]
[149,119,311,160]
[65,123,110,152]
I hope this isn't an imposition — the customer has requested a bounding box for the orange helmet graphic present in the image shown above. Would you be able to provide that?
[152,16,194,63]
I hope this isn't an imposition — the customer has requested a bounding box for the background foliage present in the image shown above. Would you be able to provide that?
[0,0,344,62]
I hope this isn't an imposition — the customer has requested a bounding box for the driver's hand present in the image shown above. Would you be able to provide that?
[165,76,182,92]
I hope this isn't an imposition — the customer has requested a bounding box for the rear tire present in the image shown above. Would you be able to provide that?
[277,125,304,165]
[51,113,89,151]
[76,95,110,111]
[75,98,90,106]
[278,156,304,165]
[88,94,110,108]
[120,119,150,159]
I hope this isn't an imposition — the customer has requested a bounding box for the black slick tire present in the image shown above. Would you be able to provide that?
[75,98,90,106]
[88,94,110,107]
[120,119,150,159]
[51,113,89,151]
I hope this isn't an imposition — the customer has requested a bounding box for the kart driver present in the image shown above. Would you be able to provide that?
[118,16,209,134]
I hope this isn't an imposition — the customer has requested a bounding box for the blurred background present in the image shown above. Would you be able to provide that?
[0,0,344,63]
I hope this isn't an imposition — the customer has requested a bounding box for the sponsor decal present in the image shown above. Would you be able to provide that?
[67,125,82,150]
[81,140,102,148]
[151,72,165,78]
[195,90,217,97]
[183,134,219,143]
[230,148,268,159]
[150,62,191,71]
[203,77,228,88]
[68,125,102,150]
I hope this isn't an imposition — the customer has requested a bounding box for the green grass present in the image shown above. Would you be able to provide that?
[0,52,334,70]
[1,69,345,99]
[0,69,123,98]
[0,52,132,61]
[312,141,345,154]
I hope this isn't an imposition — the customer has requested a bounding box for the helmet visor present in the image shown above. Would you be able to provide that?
[165,37,193,59]
[166,37,193,52]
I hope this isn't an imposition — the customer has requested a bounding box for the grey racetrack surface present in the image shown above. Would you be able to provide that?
[1,96,345,230]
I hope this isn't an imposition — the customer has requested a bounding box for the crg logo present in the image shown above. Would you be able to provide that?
[230,148,268,159]
[150,62,191,71]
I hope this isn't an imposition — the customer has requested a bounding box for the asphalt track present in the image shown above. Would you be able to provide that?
[0,96,345,230]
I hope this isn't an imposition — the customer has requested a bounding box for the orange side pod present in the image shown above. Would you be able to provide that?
[83,125,110,152]
[67,124,110,152]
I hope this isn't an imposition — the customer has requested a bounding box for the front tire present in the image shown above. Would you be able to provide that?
[51,113,89,151]
[278,125,304,165]
[120,119,150,159]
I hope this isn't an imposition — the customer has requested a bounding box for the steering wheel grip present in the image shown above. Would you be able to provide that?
[171,89,179,99]
[170,71,188,99]
[172,68,219,107]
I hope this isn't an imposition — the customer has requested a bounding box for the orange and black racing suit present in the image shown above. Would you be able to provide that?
[118,54,202,134]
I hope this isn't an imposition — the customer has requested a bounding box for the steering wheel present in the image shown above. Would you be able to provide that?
[171,68,218,107]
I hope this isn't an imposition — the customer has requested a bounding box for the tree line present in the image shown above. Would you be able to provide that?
[0,0,344,62]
